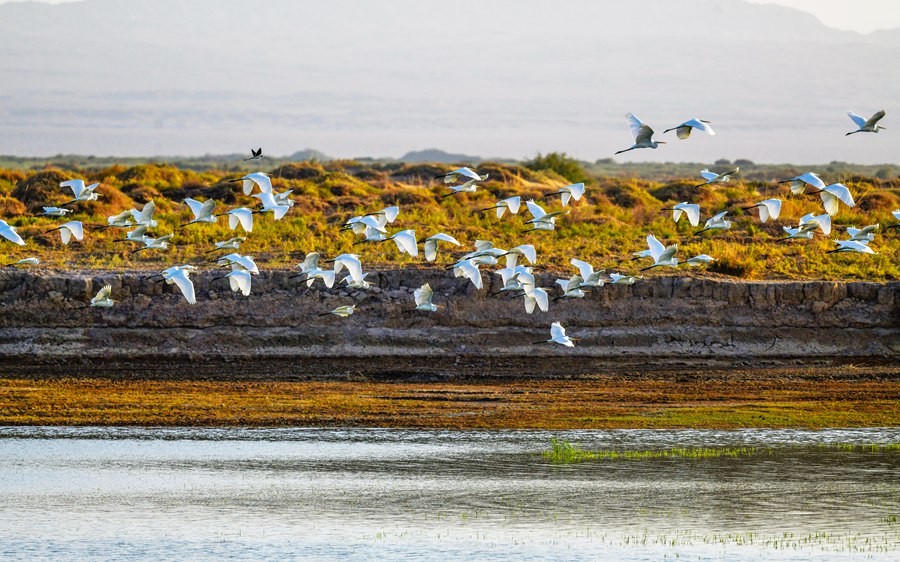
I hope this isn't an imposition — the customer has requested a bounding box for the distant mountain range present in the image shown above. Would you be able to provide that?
[0,0,898,164]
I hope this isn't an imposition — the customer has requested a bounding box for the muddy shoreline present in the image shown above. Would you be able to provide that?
[1,268,899,378]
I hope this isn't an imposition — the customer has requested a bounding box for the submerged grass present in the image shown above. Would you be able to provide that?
[544,438,900,464]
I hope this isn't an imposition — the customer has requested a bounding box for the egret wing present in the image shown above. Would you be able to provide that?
[848,111,867,128]
[865,110,886,128]
[170,272,197,304]
[646,234,665,262]
[414,283,433,307]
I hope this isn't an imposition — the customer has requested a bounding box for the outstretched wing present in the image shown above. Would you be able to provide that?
[94,284,112,302]
[683,118,716,136]
[414,283,433,307]
[525,199,547,220]
[847,111,867,129]
[646,234,665,262]
[700,170,718,182]
[865,110,886,128]
[625,113,646,140]
[569,258,594,279]
[171,272,197,304]
[550,322,566,340]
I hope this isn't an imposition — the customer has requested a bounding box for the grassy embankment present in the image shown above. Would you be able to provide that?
[1,156,899,279]
[2,370,900,428]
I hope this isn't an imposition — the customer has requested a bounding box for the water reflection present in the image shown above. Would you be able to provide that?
[1,427,897,560]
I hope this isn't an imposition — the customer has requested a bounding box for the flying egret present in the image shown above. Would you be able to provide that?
[640,234,678,271]
[827,239,876,254]
[230,172,273,195]
[252,192,290,220]
[441,178,481,198]
[480,196,522,218]
[215,270,253,296]
[131,233,173,254]
[888,210,900,230]
[206,236,247,254]
[182,198,218,227]
[148,265,197,304]
[328,254,366,286]
[105,210,134,228]
[845,224,879,242]
[615,113,665,155]
[81,284,113,309]
[413,283,440,312]
[461,240,507,261]
[533,322,576,347]
[554,274,586,300]
[522,284,550,314]
[685,254,716,267]
[319,304,356,317]
[421,233,461,262]
[695,212,732,235]
[291,252,336,288]
[216,207,254,233]
[807,183,855,216]
[38,207,73,217]
[59,179,100,205]
[46,221,85,245]
[663,119,716,139]
[363,206,400,225]
[500,244,538,268]
[130,200,158,228]
[846,110,886,135]
[244,148,264,161]
[4,257,39,267]
[695,168,738,188]
[542,183,585,207]
[434,167,488,184]
[112,224,150,244]
[217,253,259,274]
[609,273,641,285]
[341,272,372,289]
[274,190,294,208]
[524,199,567,232]
[0,220,26,246]
[569,258,606,287]
[379,229,418,257]
[800,212,833,236]
[779,172,826,194]
[742,199,782,223]
[662,202,701,227]
[452,259,484,290]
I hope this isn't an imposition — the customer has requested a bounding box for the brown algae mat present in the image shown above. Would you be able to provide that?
[2,369,900,429]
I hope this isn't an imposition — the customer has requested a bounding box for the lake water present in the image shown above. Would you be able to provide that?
[1,427,898,561]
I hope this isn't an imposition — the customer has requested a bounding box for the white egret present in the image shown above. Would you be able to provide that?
[105,210,134,228]
[4,257,39,267]
[524,199,567,232]
[695,211,732,235]
[38,207,73,217]
[663,118,716,139]
[131,233,173,254]
[112,224,150,244]
[434,167,488,184]
[81,284,113,309]
[274,190,294,208]
[379,229,418,257]
[452,259,484,290]
[341,272,371,289]
[441,178,480,198]
[492,265,533,295]
[215,270,253,296]
[60,179,100,205]
[609,273,641,284]
[695,168,738,188]
[742,199,782,223]
[182,198,217,227]
[542,182,586,207]
[685,254,716,267]
[461,240,507,261]
[569,258,606,287]
[522,284,550,314]
[413,283,440,312]
[319,304,356,318]
[329,254,365,286]
[554,274,586,300]
[421,233,461,262]
[130,200,158,228]
[615,113,665,155]
[148,265,197,304]
[500,244,538,269]
[364,206,400,225]
[800,212,832,236]
[533,322,576,347]
[217,253,259,274]
[252,192,290,220]
[779,172,826,194]
[808,183,855,216]
[291,252,336,288]
[0,219,26,246]
[244,148,264,161]
[230,172,273,195]
[216,207,254,233]
[480,196,521,218]
[206,236,247,254]
[846,110,886,135]
[827,239,876,254]
[640,234,678,271]
[662,202,701,227]
[46,221,85,245]
[846,224,879,242]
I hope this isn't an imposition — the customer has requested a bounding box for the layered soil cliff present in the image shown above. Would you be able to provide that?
[1,269,898,378]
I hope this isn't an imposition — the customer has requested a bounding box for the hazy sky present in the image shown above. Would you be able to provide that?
[4,0,900,32]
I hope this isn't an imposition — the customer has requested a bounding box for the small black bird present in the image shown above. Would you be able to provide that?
[244,148,264,161]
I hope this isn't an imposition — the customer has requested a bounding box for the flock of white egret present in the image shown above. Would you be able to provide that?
[0,109,890,346]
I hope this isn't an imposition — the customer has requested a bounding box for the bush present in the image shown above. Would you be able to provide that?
[523,152,590,184]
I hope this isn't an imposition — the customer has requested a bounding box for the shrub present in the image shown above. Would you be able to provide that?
[523,152,590,184]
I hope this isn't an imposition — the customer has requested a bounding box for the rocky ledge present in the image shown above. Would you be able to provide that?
[0,268,898,378]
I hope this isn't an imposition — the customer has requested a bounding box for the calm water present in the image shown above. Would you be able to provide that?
[1,427,898,561]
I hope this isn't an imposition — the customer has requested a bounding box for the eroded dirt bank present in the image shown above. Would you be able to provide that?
[0,269,898,378]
